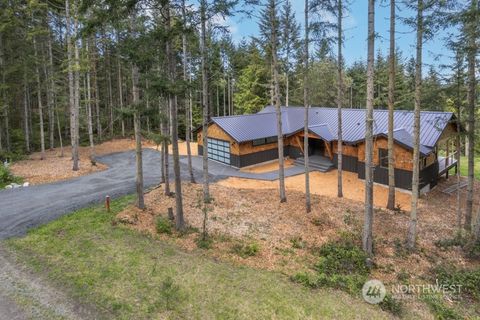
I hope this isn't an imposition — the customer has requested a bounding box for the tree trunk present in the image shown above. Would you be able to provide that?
[0,34,9,153]
[200,0,210,202]
[465,0,477,232]
[33,32,46,160]
[303,0,311,213]
[134,110,145,209]
[104,34,114,137]
[129,13,144,210]
[47,31,55,150]
[337,0,344,198]
[56,108,64,157]
[161,99,171,196]
[91,37,102,140]
[407,0,423,251]
[66,0,75,160]
[182,0,196,184]
[363,0,375,256]
[223,76,227,116]
[117,35,125,137]
[285,71,289,107]
[387,0,396,210]
[86,40,96,163]
[170,95,185,230]
[228,74,232,115]
[23,72,30,153]
[146,79,151,134]
[72,0,80,171]
[270,0,286,203]
[165,1,185,230]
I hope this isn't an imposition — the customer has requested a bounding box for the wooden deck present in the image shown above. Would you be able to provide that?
[438,155,458,176]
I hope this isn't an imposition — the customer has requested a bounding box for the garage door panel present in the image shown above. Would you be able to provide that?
[207,138,230,165]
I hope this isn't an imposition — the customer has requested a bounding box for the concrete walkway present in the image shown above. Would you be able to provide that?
[182,156,308,181]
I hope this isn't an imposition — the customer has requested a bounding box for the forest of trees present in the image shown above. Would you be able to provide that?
[0,0,478,245]
[0,0,478,158]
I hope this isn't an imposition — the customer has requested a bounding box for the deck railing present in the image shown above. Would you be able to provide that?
[438,151,458,174]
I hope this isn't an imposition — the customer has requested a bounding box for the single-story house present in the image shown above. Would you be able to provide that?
[195,106,459,191]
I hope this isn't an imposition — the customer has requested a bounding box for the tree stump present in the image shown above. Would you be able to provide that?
[167,207,175,221]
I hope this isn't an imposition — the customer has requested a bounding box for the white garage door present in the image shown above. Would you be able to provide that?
[207,138,230,165]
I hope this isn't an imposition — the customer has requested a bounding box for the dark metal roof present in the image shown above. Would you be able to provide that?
[308,124,334,142]
[211,106,454,148]
[377,128,433,156]
[212,112,279,142]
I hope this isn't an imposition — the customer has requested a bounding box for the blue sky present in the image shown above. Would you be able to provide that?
[225,0,457,69]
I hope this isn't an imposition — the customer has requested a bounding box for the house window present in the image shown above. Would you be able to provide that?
[252,137,277,146]
[252,138,266,146]
[379,148,389,168]
[266,136,277,144]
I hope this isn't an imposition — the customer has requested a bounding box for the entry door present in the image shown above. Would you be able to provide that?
[207,138,231,165]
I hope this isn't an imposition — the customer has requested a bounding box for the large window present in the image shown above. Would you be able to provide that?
[207,138,230,165]
[252,136,277,146]
[379,148,389,168]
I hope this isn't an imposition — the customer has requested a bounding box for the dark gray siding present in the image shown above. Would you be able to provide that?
[333,154,358,173]
[420,162,439,189]
[287,146,303,159]
[357,162,415,191]
[239,148,279,167]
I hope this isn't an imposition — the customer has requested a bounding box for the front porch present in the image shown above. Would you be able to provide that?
[293,155,334,172]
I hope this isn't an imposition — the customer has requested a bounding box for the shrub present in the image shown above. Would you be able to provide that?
[434,265,480,299]
[393,238,408,257]
[0,150,25,163]
[160,276,184,311]
[463,240,480,259]
[435,233,467,249]
[291,272,321,288]
[0,164,21,188]
[396,269,410,283]
[155,216,173,235]
[231,241,259,258]
[294,237,370,294]
[422,295,462,320]
[379,294,402,316]
[195,235,213,249]
[314,240,369,277]
[311,215,332,227]
[290,237,306,249]
[343,209,356,226]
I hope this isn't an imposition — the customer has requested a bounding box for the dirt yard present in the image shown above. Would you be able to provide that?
[117,177,480,284]
[240,158,294,173]
[219,170,413,210]
[10,139,197,185]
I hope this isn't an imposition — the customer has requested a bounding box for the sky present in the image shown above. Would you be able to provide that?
[224,0,458,70]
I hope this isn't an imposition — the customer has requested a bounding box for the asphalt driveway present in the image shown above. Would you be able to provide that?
[0,149,209,239]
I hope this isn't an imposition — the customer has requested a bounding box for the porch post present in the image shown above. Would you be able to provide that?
[446,139,450,179]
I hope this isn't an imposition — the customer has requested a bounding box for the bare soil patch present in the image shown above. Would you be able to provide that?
[10,139,197,185]
[168,141,198,156]
[240,158,294,173]
[219,170,413,210]
[117,177,480,285]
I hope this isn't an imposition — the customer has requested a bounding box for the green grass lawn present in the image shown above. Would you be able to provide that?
[457,156,480,180]
[6,197,391,320]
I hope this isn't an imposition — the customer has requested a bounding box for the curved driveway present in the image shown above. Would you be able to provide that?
[0,149,207,239]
